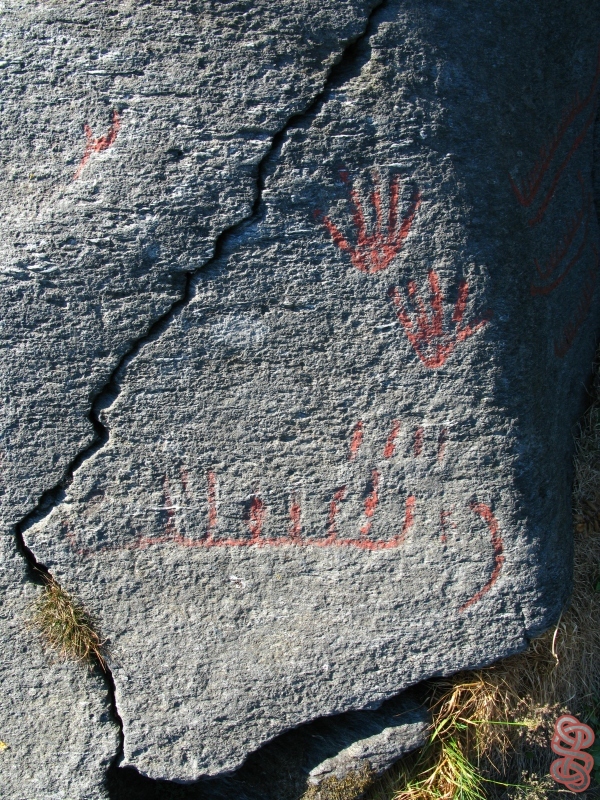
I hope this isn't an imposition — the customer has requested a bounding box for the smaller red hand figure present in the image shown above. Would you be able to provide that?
[318,171,421,274]
[74,109,121,179]
[389,270,491,368]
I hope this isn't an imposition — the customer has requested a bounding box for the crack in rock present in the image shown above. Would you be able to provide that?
[13,0,391,782]
[12,0,600,790]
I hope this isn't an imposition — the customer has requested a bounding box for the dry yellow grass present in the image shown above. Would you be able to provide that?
[304,366,600,800]
[30,575,107,669]
[302,766,376,800]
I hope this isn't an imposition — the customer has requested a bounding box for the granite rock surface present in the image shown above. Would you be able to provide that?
[0,535,118,800]
[2,0,600,793]
[307,696,429,784]
[0,0,381,794]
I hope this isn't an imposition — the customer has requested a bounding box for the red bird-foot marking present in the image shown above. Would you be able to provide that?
[245,495,266,541]
[319,171,421,275]
[510,46,600,211]
[74,109,121,179]
[531,176,592,296]
[437,428,448,462]
[289,494,302,541]
[360,470,380,536]
[348,420,364,460]
[550,714,595,793]
[389,271,491,369]
[413,426,424,457]
[460,502,505,611]
[207,470,218,540]
[527,106,597,227]
[383,420,401,458]
[555,245,599,358]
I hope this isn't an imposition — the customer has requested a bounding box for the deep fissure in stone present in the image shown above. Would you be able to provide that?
[12,0,395,786]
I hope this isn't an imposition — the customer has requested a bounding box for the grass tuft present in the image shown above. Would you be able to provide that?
[30,575,107,669]
[302,765,376,800]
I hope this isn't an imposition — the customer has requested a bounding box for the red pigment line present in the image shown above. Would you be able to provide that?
[531,179,592,295]
[360,470,380,536]
[534,173,588,279]
[63,521,92,557]
[439,510,452,543]
[555,246,599,358]
[325,486,346,543]
[510,45,600,208]
[459,502,505,611]
[388,271,491,369]
[437,428,448,462]
[78,493,417,554]
[207,470,217,540]
[289,494,302,541]
[98,533,415,552]
[383,420,401,458]
[413,427,424,457]
[528,105,597,227]
[319,171,421,275]
[398,495,416,544]
[348,420,364,460]
[74,109,121,180]
[245,495,267,541]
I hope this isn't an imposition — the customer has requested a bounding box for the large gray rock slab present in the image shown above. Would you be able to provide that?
[25,0,600,783]
[0,0,377,531]
[0,2,379,795]
[104,691,427,800]
[306,696,428,785]
[0,535,119,799]
[8,0,600,788]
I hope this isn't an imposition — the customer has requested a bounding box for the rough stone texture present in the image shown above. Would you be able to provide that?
[0,0,377,530]
[0,1,379,795]
[307,696,428,784]
[3,0,600,792]
[25,0,600,782]
[104,692,428,800]
[0,535,119,799]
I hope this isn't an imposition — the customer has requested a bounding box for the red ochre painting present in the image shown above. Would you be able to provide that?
[74,109,121,180]
[511,47,600,357]
[316,170,421,275]
[60,420,504,610]
[388,272,491,369]
[317,170,491,368]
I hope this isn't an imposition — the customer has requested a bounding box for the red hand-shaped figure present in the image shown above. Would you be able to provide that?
[388,270,491,368]
[319,171,421,275]
[550,714,595,793]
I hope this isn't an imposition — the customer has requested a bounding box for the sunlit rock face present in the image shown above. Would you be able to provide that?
[4,0,600,790]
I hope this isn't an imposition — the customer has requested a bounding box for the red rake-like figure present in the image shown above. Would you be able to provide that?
[389,270,491,368]
[318,171,421,275]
